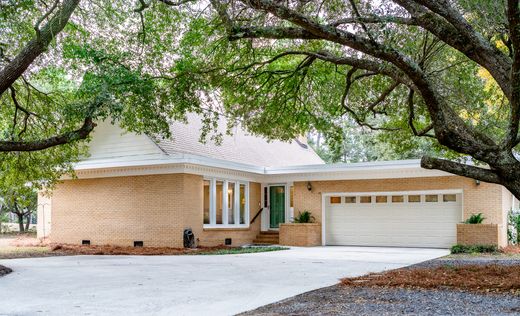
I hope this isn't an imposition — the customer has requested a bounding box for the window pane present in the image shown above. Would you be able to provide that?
[408,195,421,203]
[443,194,457,202]
[228,182,235,224]
[392,195,404,203]
[345,196,356,203]
[376,196,387,203]
[203,180,210,224]
[216,181,223,224]
[240,184,246,224]
[330,196,341,204]
[425,194,438,202]
[360,196,372,203]
[290,186,294,208]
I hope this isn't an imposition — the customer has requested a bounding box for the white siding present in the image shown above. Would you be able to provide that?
[85,120,164,161]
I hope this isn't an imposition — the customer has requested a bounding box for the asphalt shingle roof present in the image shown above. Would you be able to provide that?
[155,113,324,167]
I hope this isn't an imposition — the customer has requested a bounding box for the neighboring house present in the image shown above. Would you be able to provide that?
[37,114,517,248]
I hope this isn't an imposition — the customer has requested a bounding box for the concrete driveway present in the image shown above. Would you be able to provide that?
[0,246,447,316]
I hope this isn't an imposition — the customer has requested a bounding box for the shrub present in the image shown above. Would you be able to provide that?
[450,244,498,254]
[293,211,315,223]
[464,213,485,224]
[508,211,520,245]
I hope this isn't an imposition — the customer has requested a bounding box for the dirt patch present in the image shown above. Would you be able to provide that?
[0,264,12,277]
[342,264,520,294]
[50,244,234,256]
[502,245,520,254]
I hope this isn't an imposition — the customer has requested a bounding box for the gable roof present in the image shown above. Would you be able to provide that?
[155,113,323,167]
[84,114,323,168]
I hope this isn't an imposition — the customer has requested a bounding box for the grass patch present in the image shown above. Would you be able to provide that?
[198,246,288,255]
[0,246,53,259]
[342,264,520,294]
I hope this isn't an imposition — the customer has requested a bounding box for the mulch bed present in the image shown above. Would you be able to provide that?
[0,264,12,277]
[342,263,520,294]
[50,244,234,256]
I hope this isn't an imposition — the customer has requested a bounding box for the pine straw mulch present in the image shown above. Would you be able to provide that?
[342,264,520,295]
[50,244,233,256]
[0,264,12,277]
[502,245,520,254]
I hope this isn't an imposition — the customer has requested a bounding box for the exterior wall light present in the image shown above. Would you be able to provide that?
[307,181,312,191]
[475,179,480,186]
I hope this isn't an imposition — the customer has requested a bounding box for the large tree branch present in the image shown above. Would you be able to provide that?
[421,156,502,184]
[237,0,500,158]
[329,15,418,27]
[0,117,95,152]
[0,0,80,96]
[394,0,512,99]
[505,0,520,149]
[228,26,321,41]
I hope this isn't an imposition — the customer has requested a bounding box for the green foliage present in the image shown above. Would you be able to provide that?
[507,211,520,244]
[450,244,498,254]
[199,246,288,255]
[465,213,486,224]
[293,211,315,223]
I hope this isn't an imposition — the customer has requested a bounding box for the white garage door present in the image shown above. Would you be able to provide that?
[325,191,462,248]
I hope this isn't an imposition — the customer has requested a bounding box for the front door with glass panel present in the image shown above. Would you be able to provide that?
[269,185,285,228]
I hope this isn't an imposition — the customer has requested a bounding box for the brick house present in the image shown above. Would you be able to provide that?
[37,115,517,248]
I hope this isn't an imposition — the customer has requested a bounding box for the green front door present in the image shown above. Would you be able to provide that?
[269,185,285,228]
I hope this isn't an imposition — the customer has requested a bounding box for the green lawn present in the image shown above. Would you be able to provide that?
[197,246,288,255]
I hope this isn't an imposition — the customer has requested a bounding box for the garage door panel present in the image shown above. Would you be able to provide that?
[325,192,462,248]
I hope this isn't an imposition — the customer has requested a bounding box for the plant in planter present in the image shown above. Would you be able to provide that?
[465,213,485,224]
[293,211,315,223]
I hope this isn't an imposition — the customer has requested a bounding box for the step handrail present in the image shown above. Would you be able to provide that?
[250,207,264,225]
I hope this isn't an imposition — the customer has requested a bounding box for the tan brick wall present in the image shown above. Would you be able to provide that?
[457,224,499,246]
[294,176,508,246]
[48,174,261,248]
[279,223,321,247]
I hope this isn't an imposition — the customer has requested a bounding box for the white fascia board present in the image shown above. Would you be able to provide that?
[72,155,453,182]
[264,159,423,174]
[75,153,265,174]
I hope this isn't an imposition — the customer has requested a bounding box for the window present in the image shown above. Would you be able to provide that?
[443,194,457,202]
[228,182,235,224]
[408,195,421,203]
[425,194,438,202]
[376,196,387,203]
[240,184,247,224]
[360,196,372,203]
[203,180,210,224]
[345,196,356,203]
[203,178,249,227]
[392,195,404,203]
[330,196,341,204]
[290,186,294,208]
[216,181,223,224]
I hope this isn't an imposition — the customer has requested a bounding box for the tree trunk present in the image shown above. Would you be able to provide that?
[24,214,31,231]
[17,214,24,233]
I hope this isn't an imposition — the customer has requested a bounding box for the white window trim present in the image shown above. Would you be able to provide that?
[204,177,250,229]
